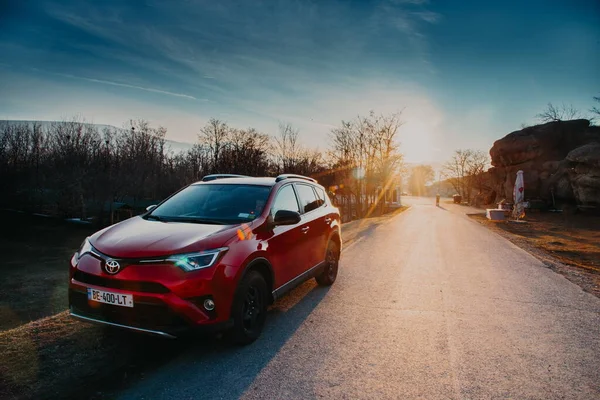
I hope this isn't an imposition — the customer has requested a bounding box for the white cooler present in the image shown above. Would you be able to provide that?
[486,209,505,221]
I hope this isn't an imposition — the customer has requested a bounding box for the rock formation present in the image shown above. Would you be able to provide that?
[566,142,600,207]
[485,120,600,207]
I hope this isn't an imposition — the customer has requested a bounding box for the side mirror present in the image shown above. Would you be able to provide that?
[273,210,301,226]
[146,205,157,212]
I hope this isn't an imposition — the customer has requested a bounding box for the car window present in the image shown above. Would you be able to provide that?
[315,187,327,207]
[295,184,321,213]
[272,185,300,215]
[150,184,271,223]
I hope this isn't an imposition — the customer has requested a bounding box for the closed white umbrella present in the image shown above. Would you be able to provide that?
[513,170,525,220]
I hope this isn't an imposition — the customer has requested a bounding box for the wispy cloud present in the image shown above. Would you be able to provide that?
[56,73,201,100]
[391,0,430,4]
[413,11,441,24]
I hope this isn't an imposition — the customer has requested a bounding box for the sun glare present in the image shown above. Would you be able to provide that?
[403,127,435,163]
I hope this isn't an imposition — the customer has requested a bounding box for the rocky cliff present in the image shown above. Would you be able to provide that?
[485,120,600,207]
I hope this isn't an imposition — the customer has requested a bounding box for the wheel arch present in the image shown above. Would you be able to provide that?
[328,229,342,253]
[238,257,275,304]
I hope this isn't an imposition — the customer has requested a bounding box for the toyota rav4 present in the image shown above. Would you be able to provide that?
[69,174,341,344]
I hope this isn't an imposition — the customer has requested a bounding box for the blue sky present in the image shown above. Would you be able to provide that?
[1,0,598,163]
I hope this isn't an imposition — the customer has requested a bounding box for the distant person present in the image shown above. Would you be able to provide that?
[436,193,440,206]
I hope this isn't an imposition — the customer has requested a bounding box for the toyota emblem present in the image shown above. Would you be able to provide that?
[104,259,121,274]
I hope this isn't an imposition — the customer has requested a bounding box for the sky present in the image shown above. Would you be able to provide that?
[1,0,599,163]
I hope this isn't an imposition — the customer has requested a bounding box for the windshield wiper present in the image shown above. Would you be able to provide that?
[145,214,163,221]
[168,217,227,225]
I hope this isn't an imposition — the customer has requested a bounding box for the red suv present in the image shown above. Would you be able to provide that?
[69,174,341,344]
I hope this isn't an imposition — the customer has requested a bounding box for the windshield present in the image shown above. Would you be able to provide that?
[148,184,271,224]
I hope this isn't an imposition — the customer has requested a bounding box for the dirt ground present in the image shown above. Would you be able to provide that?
[0,206,409,400]
[469,211,600,298]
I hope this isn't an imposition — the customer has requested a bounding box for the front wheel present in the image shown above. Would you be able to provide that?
[315,242,340,286]
[228,271,268,345]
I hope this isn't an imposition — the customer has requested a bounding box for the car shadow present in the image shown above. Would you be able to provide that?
[82,280,331,400]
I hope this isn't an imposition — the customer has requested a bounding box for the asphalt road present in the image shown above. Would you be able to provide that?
[115,199,600,400]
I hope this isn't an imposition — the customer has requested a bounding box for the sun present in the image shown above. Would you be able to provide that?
[402,124,435,164]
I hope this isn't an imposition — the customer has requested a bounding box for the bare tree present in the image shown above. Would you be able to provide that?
[329,111,403,219]
[368,112,403,215]
[221,127,271,176]
[274,122,301,173]
[536,102,580,123]
[590,96,600,122]
[199,118,229,172]
[443,149,489,202]
[465,149,489,202]
[443,149,471,200]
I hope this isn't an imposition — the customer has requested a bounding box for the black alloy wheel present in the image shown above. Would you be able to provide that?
[229,271,268,345]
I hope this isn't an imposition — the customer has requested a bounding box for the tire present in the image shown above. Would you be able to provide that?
[228,270,268,345]
[315,241,340,286]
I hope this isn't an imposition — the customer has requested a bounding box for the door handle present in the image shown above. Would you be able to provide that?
[324,218,331,223]
[301,226,310,234]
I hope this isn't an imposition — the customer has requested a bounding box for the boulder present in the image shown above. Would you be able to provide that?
[566,141,600,166]
[485,120,600,204]
[490,119,596,168]
[566,142,600,206]
[542,160,574,202]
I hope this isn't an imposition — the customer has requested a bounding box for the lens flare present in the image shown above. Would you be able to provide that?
[237,224,253,241]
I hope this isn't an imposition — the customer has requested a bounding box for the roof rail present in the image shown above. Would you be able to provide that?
[201,174,249,182]
[275,174,317,183]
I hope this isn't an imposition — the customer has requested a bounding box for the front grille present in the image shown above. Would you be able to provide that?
[73,270,170,294]
[69,290,187,330]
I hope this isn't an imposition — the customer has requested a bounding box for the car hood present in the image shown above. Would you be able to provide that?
[90,216,240,258]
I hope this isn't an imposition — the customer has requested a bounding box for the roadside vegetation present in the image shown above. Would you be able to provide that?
[1,111,404,225]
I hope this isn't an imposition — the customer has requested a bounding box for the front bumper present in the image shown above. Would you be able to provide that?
[69,286,234,338]
[68,253,238,338]
[70,310,178,339]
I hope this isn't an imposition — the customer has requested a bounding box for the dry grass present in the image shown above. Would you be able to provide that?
[0,207,409,400]
[0,311,191,400]
[0,211,95,331]
[469,211,600,298]
[1,312,107,399]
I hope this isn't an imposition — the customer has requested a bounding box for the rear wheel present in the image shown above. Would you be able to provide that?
[228,271,268,345]
[315,241,339,286]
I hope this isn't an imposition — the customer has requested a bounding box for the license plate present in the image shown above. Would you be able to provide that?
[87,288,134,308]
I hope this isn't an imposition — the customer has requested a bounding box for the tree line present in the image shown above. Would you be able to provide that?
[0,112,405,224]
[405,150,489,204]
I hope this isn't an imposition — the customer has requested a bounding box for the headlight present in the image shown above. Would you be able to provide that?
[166,248,228,272]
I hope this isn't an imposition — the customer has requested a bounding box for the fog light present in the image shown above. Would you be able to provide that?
[203,299,215,311]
